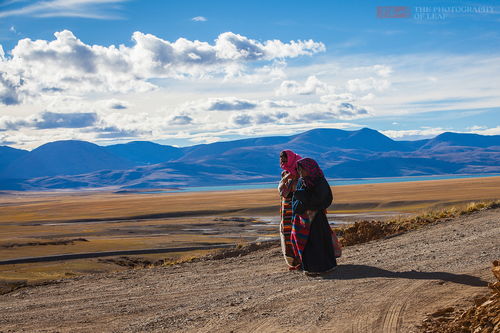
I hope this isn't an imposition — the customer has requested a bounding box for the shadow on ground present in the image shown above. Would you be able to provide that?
[320,264,488,287]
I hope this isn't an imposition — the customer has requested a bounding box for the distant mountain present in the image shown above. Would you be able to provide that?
[421,132,500,150]
[1,129,499,191]
[23,162,273,190]
[329,157,464,178]
[0,146,28,172]
[104,141,183,165]
[289,127,412,152]
[0,140,135,179]
[179,135,290,163]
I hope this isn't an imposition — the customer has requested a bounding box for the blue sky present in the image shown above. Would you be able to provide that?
[0,0,499,149]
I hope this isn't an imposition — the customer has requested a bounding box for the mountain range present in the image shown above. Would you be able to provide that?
[0,128,499,191]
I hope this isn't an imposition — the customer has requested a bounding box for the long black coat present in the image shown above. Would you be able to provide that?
[292,177,337,272]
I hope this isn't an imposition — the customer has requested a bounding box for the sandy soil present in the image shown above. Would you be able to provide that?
[0,208,499,332]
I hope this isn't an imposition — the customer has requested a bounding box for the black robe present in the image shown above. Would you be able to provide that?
[292,177,337,273]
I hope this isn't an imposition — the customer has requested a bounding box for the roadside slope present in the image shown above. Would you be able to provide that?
[1,209,499,332]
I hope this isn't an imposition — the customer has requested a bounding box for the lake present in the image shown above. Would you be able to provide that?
[141,173,500,194]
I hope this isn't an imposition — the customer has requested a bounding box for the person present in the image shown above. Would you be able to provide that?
[278,150,302,268]
[290,157,337,275]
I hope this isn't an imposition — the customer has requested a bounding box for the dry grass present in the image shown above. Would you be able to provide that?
[336,200,500,246]
[1,176,499,223]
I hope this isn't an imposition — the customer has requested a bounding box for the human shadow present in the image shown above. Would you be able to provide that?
[319,264,487,287]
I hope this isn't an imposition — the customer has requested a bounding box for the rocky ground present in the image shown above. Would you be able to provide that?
[0,208,499,332]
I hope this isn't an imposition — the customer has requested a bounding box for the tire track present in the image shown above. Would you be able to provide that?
[350,280,426,333]
[377,281,426,333]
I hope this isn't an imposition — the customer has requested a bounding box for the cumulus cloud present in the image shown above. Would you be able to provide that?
[275,75,333,96]
[177,97,260,113]
[263,100,297,108]
[169,113,193,125]
[231,113,253,126]
[33,111,98,129]
[208,98,257,111]
[347,77,390,92]
[0,111,98,130]
[174,94,369,130]
[288,100,370,123]
[337,102,369,117]
[0,30,325,105]
[105,100,129,110]
[0,116,27,131]
[254,112,288,124]
[373,64,393,77]
[94,126,146,139]
[226,99,370,127]
[320,93,354,103]
[0,72,22,105]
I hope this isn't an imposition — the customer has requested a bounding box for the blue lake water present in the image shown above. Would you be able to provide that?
[141,173,500,194]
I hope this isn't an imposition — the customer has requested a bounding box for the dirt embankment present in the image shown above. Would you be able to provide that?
[0,209,499,332]
[420,261,500,332]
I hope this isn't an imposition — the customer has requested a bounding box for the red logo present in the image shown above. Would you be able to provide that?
[377,6,411,18]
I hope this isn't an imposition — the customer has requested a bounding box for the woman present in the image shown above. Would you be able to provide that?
[290,158,337,274]
[278,150,302,268]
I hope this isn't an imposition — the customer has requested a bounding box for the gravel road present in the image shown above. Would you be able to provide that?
[1,209,499,332]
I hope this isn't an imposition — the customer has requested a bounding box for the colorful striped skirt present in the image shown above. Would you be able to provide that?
[280,196,298,267]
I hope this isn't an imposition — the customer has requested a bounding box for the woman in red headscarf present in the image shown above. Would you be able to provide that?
[278,150,302,268]
[290,157,338,275]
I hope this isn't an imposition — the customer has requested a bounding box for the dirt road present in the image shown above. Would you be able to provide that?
[1,209,499,332]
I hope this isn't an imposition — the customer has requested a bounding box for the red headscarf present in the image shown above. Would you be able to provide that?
[297,157,325,188]
[280,150,302,177]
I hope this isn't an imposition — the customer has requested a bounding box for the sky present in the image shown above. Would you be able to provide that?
[0,0,499,150]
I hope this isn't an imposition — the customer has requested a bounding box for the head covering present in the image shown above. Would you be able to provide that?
[280,150,302,177]
[297,157,325,188]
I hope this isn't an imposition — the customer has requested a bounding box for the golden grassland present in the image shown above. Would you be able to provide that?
[0,176,499,290]
[1,176,500,223]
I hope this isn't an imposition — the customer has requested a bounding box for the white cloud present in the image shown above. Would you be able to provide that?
[177,97,258,114]
[231,113,253,126]
[320,93,354,103]
[0,111,98,130]
[347,77,390,92]
[263,100,297,108]
[381,128,447,139]
[4,48,499,150]
[168,112,193,125]
[0,30,325,105]
[275,75,333,96]
[361,93,376,101]
[467,126,500,136]
[467,125,487,131]
[372,64,392,77]
[207,98,257,111]
[0,0,128,19]
[222,60,287,84]
[288,101,370,122]
[191,16,207,22]
[213,32,324,61]
[105,99,129,110]
[381,125,500,140]
[0,71,22,105]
